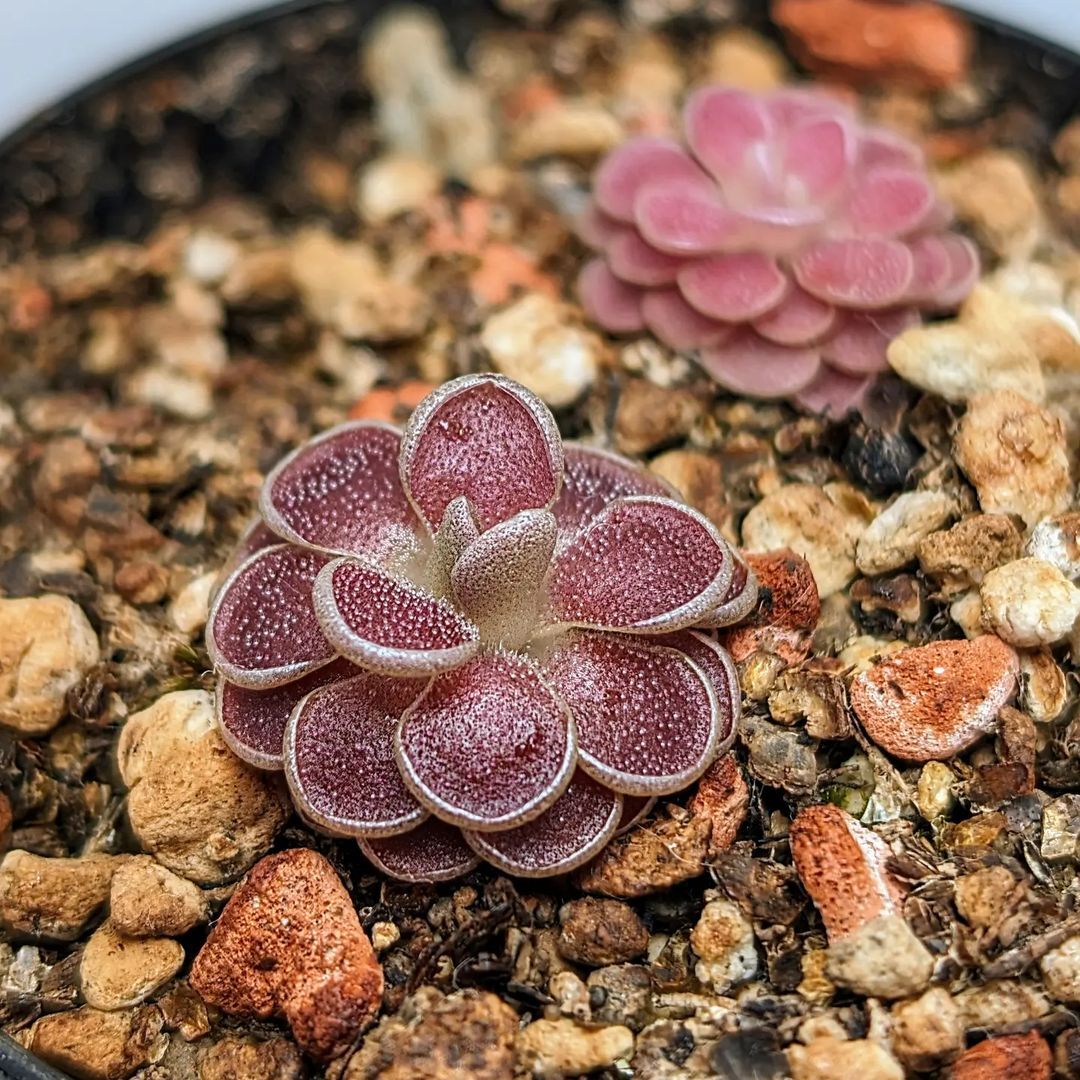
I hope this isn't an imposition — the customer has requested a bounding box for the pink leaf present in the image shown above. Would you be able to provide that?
[752,286,836,346]
[684,87,772,183]
[642,288,734,351]
[699,330,822,398]
[286,672,428,837]
[607,229,685,286]
[793,238,915,309]
[545,631,722,795]
[463,772,622,878]
[904,235,954,305]
[262,423,423,571]
[783,116,855,205]
[934,234,980,309]
[553,444,677,543]
[857,126,924,172]
[578,258,646,334]
[395,653,576,831]
[765,88,853,131]
[451,509,557,648]
[615,794,657,835]
[647,630,740,755]
[313,558,479,677]
[634,182,744,256]
[823,308,919,376]
[678,252,789,322]
[548,496,734,632]
[216,658,359,770]
[594,136,710,222]
[576,199,627,250]
[206,544,335,689]
[698,555,760,628]
[359,819,478,883]
[401,373,563,533]
[849,168,936,238]
[794,366,875,416]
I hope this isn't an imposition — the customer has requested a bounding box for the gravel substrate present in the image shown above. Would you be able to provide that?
[4,2,1080,1078]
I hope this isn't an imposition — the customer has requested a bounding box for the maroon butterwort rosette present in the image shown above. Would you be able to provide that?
[578,86,979,415]
[207,374,752,881]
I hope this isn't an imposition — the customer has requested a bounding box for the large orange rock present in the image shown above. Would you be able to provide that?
[790,804,905,942]
[850,635,1018,761]
[190,849,383,1061]
[772,0,972,90]
[952,1031,1051,1080]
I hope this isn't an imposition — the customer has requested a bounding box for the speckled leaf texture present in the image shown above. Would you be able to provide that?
[210,374,755,881]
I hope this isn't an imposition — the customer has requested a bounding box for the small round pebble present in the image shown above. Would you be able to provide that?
[79,921,184,1010]
[0,595,100,736]
[980,557,1080,646]
[689,894,758,993]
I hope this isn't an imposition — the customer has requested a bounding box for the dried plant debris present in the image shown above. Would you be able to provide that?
[2,1,1080,1078]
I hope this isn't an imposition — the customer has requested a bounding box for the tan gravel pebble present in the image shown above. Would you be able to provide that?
[954,865,1019,928]
[789,805,904,942]
[954,391,1071,531]
[1018,648,1068,722]
[509,101,624,161]
[25,1004,166,1080]
[689,894,758,993]
[361,6,495,180]
[1039,934,1080,1003]
[938,150,1043,258]
[887,310,1044,403]
[0,595,100,736]
[516,1017,633,1079]
[109,856,208,938]
[481,293,603,407]
[575,806,709,898]
[344,987,517,1080]
[742,482,872,597]
[167,570,217,635]
[918,513,1024,596]
[825,915,934,999]
[849,636,1019,761]
[889,987,964,1072]
[557,899,648,967]
[1026,511,1080,579]
[190,848,383,1061]
[915,761,957,821]
[702,27,790,89]
[118,690,290,885]
[1041,794,1080,864]
[855,490,954,577]
[0,851,128,942]
[79,921,184,1011]
[980,557,1080,646]
[954,980,1050,1030]
[196,1035,304,1080]
[788,1035,904,1080]
[355,154,441,225]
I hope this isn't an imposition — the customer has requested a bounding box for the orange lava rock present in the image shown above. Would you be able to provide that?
[719,549,820,664]
[189,849,383,1061]
[688,753,750,857]
[349,380,436,423]
[789,804,905,942]
[952,1031,1052,1080]
[772,0,972,91]
[850,636,1018,762]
